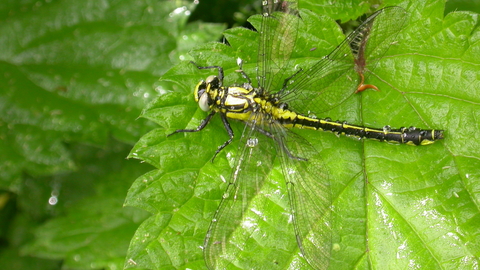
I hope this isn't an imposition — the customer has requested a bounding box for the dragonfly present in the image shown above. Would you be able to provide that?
[168,1,444,269]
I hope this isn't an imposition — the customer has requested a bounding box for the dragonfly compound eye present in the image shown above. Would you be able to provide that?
[198,89,211,112]
[205,75,220,88]
[205,75,216,84]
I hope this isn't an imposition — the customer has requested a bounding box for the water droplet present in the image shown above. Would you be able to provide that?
[48,196,58,205]
[220,175,227,183]
[247,137,258,148]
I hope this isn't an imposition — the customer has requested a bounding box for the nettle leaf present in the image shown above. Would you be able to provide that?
[20,143,152,270]
[128,0,480,269]
[0,0,226,269]
[301,0,373,23]
[0,0,224,189]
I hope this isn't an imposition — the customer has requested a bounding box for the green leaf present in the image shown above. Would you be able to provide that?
[20,143,152,270]
[128,0,480,269]
[301,0,374,22]
[0,0,226,269]
[0,0,224,189]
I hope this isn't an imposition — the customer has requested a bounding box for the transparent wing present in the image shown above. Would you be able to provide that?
[274,127,332,270]
[280,7,408,115]
[257,0,300,92]
[354,7,408,74]
[204,113,332,269]
[204,112,281,269]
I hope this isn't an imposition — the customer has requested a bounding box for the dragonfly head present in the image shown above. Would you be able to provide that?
[194,75,220,112]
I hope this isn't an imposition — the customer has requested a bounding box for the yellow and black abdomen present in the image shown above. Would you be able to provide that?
[274,108,444,145]
[218,87,443,146]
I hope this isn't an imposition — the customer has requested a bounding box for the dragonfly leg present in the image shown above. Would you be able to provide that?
[167,111,216,136]
[190,61,225,84]
[253,126,307,161]
[282,67,303,90]
[212,113,235,162]
[235,59,252,84]
[281,143,308,161]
